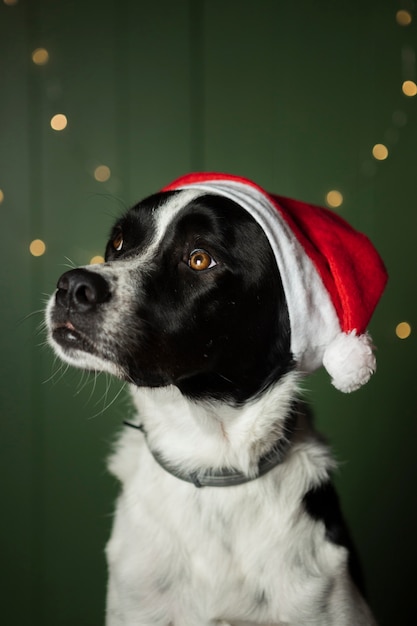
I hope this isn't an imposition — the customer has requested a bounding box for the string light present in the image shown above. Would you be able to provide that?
[94,165,111,182]
[29,239,46,257]
[32,48,49,66]
[325,190,343,208]
[90,255,105,264]
[0,189,4,204]
[50,114,68,131]
[396,10,412,26]
[402,80,417,97]
[395,322,412,339]
[372,144,389,160]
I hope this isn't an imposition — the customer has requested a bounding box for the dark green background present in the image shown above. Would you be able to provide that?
[1,1,416,624]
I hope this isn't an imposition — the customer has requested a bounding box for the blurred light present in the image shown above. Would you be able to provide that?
[396,10,412,26]
[29,239,46,257]
[402,80,417,97]
[396,322,412,339]
[372,143,388,160]
[90,255,105,264]
[50,114,67,131]
[32,48,49,65]
[94,165,111,182]
[0,189,4,204]
[325,190,343,208]
[3,0,19,5]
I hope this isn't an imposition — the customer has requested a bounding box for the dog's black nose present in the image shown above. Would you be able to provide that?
[56,268,111,312]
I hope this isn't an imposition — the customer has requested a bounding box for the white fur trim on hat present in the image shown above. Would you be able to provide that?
[323,331,376,393]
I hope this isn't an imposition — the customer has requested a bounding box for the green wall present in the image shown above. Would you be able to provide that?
[1,1,416,624]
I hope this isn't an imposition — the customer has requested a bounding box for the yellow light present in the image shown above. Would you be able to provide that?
[94,165,111,182]
[372,143,389,160]
[90,255,105,265]
[396,10,412,26]
[3,0,19,6]
[32,48,49,65]
[396,322,412,339]
[402,80,417,97]
[325,190,343,208]
[29,239,46,257]
[0,189,4,204]
[50,114,67,131]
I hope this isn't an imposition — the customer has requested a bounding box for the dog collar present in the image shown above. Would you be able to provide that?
[123,409,297,488]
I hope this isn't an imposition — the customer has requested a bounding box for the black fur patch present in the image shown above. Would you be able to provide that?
[303,481,367,597]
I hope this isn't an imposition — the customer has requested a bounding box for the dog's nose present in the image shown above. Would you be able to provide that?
[55,268,111,312]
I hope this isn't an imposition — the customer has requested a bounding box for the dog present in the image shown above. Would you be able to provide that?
[46,173,385,625]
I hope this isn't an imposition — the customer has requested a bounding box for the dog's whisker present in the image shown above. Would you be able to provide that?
[74,369,91,396]
[85,370,100,404]
[88,379,127,420]
[35,318,48,334]
[61,256,77,270]
[17,308,45,327]
[86,191,129,216]
[42,360,70,385]
[215,372,237,385]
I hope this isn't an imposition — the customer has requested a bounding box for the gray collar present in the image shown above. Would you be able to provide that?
[124,408,297,488]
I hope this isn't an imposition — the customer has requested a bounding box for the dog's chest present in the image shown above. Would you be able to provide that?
[106,429,334,625]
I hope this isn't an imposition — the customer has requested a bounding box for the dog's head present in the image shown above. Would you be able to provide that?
[47,172,387,401]
[46,188,293,404]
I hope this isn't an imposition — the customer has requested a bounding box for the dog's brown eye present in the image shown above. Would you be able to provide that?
[188,249,216,271]
[112,231,123,252]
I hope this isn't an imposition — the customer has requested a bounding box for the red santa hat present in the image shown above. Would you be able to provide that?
[163,172,388,393]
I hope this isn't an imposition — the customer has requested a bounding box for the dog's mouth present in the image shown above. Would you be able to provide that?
[52,320,95,354]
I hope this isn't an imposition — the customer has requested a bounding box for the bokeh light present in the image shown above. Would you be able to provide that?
[29,239,46,257]
[402,80,417,97]
[396,322,412,339]
[396,10,412,26]
[325,190,343,208]
[32,48,49,65]
[372,143,389,160]
[94,165,111,182]
[90,255,105,265]
[50,114,68,131]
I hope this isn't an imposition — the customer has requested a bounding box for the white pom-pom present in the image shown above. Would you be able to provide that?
[322,331,376,393]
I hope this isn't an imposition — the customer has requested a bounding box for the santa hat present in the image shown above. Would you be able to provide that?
[162,173,388,393]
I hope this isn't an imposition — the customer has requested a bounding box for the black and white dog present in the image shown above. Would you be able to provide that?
[46,173,385,625]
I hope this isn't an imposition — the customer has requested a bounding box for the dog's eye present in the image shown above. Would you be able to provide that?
[188,249,216,271]
[112,230,123,252]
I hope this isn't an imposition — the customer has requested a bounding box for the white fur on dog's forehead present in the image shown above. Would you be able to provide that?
[94,188,204,275]
[152,187,204,244]
[71,188,204,284]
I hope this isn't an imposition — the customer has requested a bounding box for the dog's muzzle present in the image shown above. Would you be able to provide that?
[49,268,112,351]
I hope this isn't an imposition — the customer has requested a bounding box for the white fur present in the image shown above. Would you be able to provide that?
[105,373,377,626]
